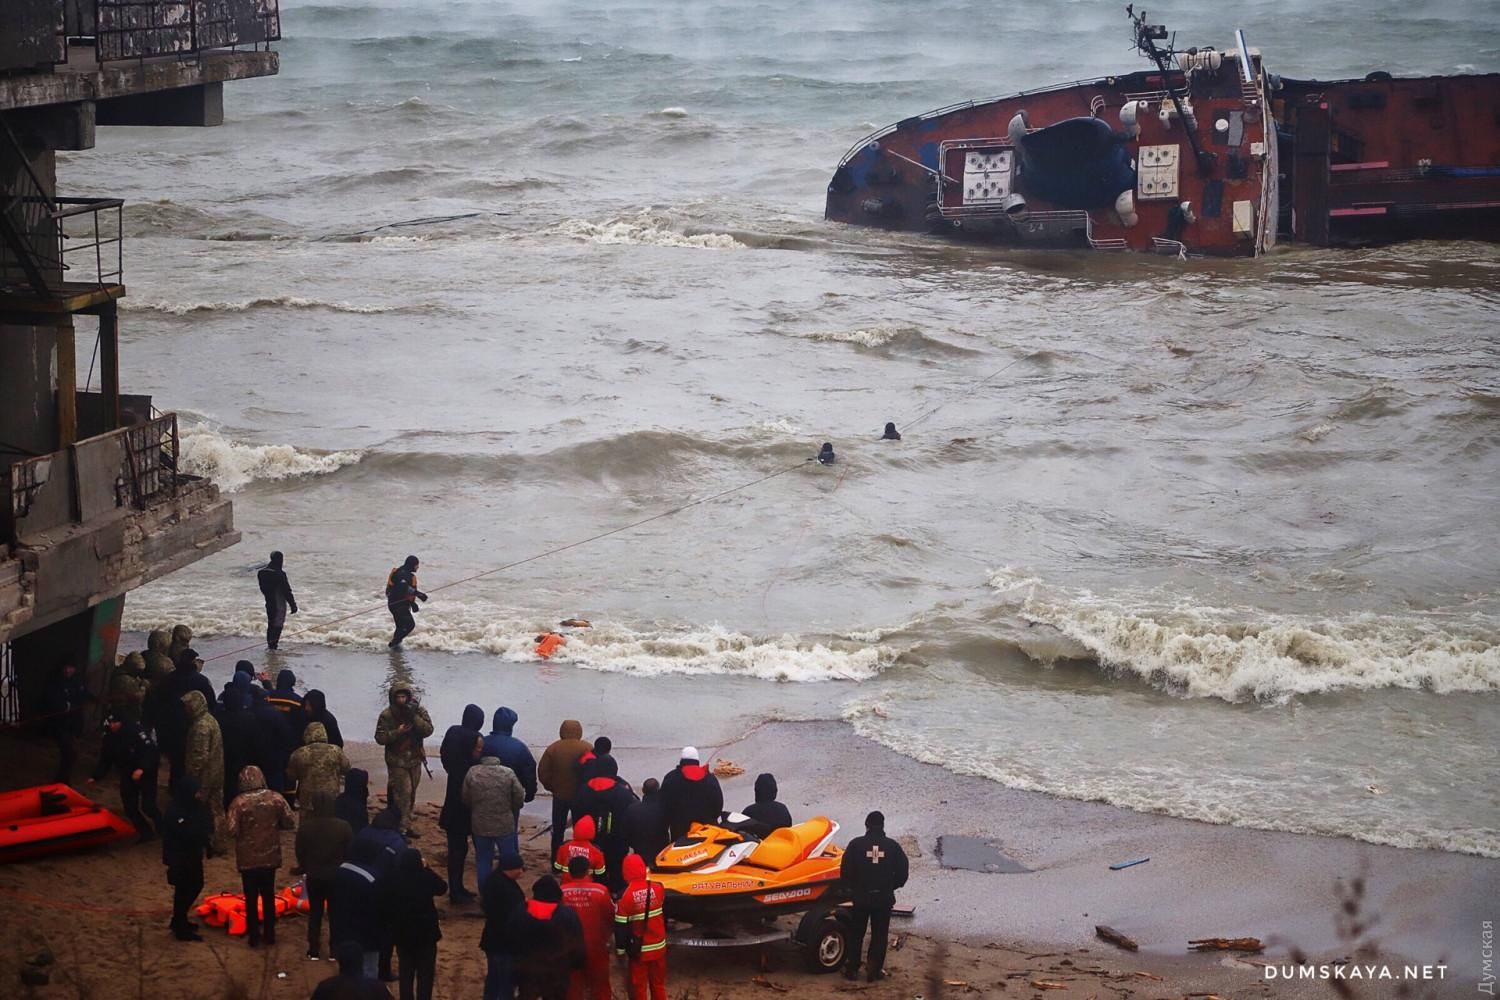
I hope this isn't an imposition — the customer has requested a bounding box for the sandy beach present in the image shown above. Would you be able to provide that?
[2,701,1493,998]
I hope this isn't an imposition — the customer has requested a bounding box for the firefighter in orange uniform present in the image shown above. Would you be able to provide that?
[613,854,666,1000]
[561,856,615,1000]
[554,815,607,881]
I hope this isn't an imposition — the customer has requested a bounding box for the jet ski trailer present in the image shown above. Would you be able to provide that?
[825,8,1500,257]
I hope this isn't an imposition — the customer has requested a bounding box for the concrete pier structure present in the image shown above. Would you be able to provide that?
[1,0,279,722]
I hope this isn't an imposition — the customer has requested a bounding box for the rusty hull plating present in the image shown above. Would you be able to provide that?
[825,20,1500,257]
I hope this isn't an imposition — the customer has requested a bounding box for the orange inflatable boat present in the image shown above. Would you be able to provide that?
[0,784,135,864]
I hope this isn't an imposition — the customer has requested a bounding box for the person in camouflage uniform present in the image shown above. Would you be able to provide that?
[107,652,149,723]
[287,721,352,819]
[374,684,432,836]
[143,630,174,687]
[182,690,227,851]
[168,624,194,663]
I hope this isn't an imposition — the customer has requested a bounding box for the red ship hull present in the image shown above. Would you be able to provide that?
[825,27,1500,257]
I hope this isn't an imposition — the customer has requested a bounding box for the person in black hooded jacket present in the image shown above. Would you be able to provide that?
[146,649,217,783]
[304,689,344,748]
[331,837,385,978]
[622,777,671,868]
[742,772,793,833]
[507,876,584,1000]
[218,685,257,809]
[571,755,638,893]
[337,768,372,834]
[249,691,294,793]
[161,775,213,941]
[382,848,447,1000]
[438,704,485,902]
[660,746,723,841]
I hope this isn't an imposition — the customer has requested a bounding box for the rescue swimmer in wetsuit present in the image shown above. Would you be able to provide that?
[257,550,298,650]
[385,555,428,648]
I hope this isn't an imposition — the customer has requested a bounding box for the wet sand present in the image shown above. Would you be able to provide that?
[22,633,1482,998]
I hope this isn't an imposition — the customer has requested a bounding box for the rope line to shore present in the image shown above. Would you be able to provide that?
[897,351,1032,433]
[203,457,817,664]
[0,884,172,917]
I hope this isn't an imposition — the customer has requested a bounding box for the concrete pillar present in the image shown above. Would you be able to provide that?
[56,322,76,446]
[0,321,58,458]
[99,305,119,431]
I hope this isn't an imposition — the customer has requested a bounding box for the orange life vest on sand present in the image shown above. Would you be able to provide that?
[535,632,567,658]
[614,879,666,960]
[196,884,304,935]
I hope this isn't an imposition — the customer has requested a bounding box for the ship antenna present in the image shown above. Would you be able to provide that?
[1128,8,1216,177]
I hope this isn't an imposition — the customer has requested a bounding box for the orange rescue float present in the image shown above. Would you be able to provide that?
[534,632,567,658]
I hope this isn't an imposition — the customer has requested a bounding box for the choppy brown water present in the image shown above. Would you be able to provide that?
[65,0,1500,854]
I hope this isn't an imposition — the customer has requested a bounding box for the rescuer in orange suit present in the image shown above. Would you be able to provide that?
[561,855,615,1000]
[614,853,667,1000]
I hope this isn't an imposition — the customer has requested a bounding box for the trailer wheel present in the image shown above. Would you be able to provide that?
[797,908,849,974]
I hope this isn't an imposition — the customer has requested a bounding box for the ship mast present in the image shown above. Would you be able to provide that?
[1126,6,1216,176]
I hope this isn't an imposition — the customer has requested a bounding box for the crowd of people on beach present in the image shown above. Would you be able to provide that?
[45,555,910,1000]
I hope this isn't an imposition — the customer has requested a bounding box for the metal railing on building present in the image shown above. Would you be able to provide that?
[1,0,279,74]
[7,413,182,542]
[0,115,124,297]
[94,0,281,62]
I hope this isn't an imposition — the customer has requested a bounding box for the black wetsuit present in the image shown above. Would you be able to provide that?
[840,829,909,981]
[257,563,297,649]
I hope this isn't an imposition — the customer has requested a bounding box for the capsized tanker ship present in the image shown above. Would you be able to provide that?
[825,8,1500,257]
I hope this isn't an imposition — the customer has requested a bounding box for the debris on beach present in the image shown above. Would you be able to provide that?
[1031,979,1070,989]
[559,618,592,628]
[712,758,745,777]
[1095,924,1139,951]
[750,974,790,992]
[1187,937,1263,953]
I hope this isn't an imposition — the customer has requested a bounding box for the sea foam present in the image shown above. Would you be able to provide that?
[178,426,364,492]
[551,212,744,249]
[989,570,1500,702]
[120,591,893,683]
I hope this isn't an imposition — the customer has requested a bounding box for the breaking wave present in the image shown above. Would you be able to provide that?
[987,569,1500,703]
[550,212,745,249]
[120,593,893,683]
[179,426,364,492]
[792,324,980,357]
[123,296,405,316]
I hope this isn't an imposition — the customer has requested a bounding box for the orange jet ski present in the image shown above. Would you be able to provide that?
[652,814,853,972]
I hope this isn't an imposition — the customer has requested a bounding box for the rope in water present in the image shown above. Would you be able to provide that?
[202,457,818,664]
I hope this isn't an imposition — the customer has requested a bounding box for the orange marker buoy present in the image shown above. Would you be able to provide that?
[535,632,567,659]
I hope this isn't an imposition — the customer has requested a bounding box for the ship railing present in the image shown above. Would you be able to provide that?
[834,74,1121,167]
[1084,215,1127,251]
[1151,236,1189,258]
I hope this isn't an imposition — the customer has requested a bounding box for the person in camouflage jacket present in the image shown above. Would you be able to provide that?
[288,721,352,819]
[374,683,432,835]
[107,653,149,723]
[143,630,174,686]
[182,690,226,851]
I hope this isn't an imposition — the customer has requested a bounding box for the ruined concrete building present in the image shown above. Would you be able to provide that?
[1,1,279,722]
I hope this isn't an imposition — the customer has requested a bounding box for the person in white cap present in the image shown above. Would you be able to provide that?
[659,746,723,841]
